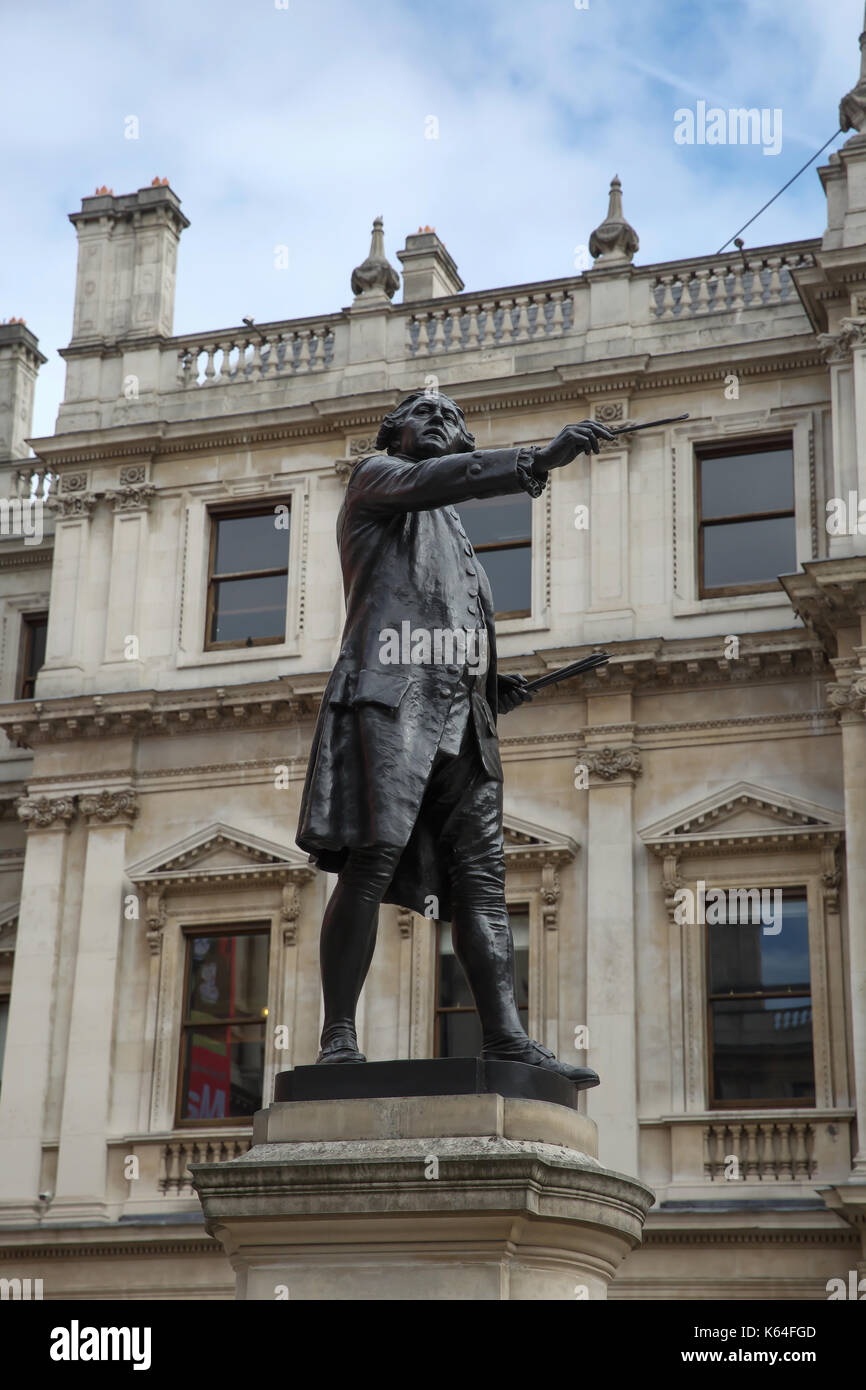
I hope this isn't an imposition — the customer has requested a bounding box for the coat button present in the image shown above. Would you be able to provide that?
[446,665,460,675]
[468,462,482,476]
[438,686,451,698]
[464,544,473,555]
[465,565,475,576]
[467,603,477,615]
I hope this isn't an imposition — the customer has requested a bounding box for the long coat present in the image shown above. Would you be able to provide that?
[296,444,542,918]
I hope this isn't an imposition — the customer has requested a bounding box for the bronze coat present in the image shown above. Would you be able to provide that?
[296,445,540,918]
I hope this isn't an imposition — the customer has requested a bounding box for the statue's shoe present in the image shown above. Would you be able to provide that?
[316,1042,367,1064]
[316,1028,367,1064]
[481,1036,600,1089]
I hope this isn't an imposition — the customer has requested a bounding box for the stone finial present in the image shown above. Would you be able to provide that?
[839,4,866,135]
[588,175,639,265]
[350,216,400,301]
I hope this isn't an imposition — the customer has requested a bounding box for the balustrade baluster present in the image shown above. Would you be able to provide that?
[480,301,497,348]
[514,295,531,342]
[730,265,745,313]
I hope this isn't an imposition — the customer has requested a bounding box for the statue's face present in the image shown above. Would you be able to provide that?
[395,395,464,459]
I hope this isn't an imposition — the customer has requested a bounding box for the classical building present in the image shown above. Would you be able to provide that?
[1,29,866,1300]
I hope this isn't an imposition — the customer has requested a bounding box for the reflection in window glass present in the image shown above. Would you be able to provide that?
[178,930,269,1121]
[707,889,814,1105]
[698,441,795,594]
[208,509,290,646]
[457,494,532,617]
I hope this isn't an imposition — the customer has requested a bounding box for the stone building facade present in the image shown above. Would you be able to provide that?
[1,38,866,1300]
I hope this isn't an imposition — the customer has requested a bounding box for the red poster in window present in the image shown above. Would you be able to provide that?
[186,936,236,1119]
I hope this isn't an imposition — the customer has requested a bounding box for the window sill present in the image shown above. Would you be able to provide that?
[673,589,790,619]
[176,640,302,669]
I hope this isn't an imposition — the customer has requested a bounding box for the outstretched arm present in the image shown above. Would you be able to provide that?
[348,421,614,516]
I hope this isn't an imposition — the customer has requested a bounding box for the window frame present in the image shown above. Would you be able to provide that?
[458,495,533,621]
[433,905,530,1058]
[704,885,815,1111]
[174,920,271,1128]
[16,609,48,700]
[696,434,796,599]
[204,501,292,652]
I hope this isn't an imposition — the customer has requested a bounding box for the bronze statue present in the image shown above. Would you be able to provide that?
[297,391,613,1084]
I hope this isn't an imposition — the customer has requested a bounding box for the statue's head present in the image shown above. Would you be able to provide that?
[375,390,475,460]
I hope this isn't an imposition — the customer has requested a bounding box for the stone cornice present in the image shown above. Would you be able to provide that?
[0,679,323,748]
[30,345,827,470]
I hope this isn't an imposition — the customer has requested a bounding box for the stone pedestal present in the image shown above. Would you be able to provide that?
[193,1066,654,1300]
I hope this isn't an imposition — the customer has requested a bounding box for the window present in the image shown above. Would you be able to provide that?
[17,612,47,699]
[697,439,796,596]
[205,506,290,649]
[176,927,269,1123]
[707,888,814,1107]
[434,908,529,1056]
[457,495,532,618]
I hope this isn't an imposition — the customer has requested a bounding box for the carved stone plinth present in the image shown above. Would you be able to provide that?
[192,1089,654,1301]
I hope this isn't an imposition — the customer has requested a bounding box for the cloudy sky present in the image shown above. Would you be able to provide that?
[3,0,863,439]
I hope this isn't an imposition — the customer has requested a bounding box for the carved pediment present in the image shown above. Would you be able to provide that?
[503,813,578,865]
[640,781,844,857]
[126,822,315,890]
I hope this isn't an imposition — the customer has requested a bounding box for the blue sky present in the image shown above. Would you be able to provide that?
[2,0,863,439]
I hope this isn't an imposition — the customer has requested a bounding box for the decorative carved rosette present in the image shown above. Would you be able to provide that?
[79,787,139,826]
[16,793,76,831]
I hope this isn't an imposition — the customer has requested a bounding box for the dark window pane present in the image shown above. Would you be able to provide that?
[185,933,269,1022]
[436,911,529,1057]
[457,494,532,547]
[214,512,289,575]
[708,891,809,994]
[179,1022,265,1119]
[700,447,794,519]
[711,997,814,1103]
[478,547,531,615]
[438,1011,483,1059]
[26,618,47,677]
[211,574,288,643]
[703,516,796,589]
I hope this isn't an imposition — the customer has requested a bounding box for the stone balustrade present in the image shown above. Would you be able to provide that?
[176,318,339,388]
[649,247,816,320]
[406,287,573,355]
[0,460,57,500]
[704,1117,817,1181]
[104,1132,253,1209]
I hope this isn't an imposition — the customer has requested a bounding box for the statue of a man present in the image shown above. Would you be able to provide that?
[297,392,613,1082]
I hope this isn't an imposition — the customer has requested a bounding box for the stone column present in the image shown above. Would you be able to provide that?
[52,788,139,1219]
[580,706,642,1174]
[828,675,866,1173]
[0,795,76,1217]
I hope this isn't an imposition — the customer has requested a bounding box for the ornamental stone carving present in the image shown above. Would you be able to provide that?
[817,318,866,363]
[47,492,99,519]
[145,888,166,956]
[104,484,156,512]
[580,745,643,783]
[79,787,139,826]
[16,793,76,830]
